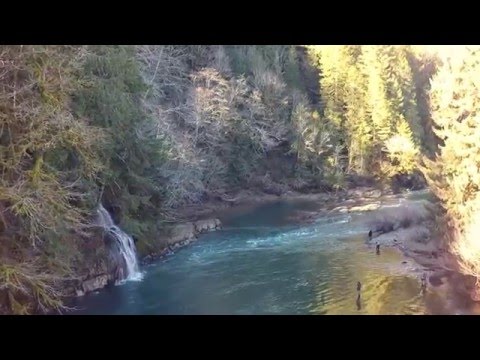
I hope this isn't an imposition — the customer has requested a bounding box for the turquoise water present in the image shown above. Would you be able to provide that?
[70,194,454,315]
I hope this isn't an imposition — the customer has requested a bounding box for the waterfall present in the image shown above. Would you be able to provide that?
[97,204,143,282]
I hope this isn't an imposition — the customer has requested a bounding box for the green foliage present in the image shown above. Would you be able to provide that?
[384,120,419,176]
[0,45,105,313]
[73,45,168,242]
[407,47,439,156]
[0,263,65,314]
[225,45,304,91]
[290,94,334,176]
[137,47,304,205]
[0,44,449,313]
[283,46,304,90]
[307,45,427,178]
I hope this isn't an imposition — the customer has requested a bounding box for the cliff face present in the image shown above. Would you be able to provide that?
[72,217,224,298]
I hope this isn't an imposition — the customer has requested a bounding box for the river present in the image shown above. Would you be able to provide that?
[70,190,459,315]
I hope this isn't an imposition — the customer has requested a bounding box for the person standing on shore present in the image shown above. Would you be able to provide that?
[420,273,427,294]
[356,281,362,310]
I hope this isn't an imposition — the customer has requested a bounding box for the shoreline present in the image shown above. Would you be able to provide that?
[71,187,380,299]
[203,187,477,312]
[71,185,477,314]
[138,186,391,264]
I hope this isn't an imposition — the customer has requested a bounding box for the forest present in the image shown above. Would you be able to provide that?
[0,45,478,314]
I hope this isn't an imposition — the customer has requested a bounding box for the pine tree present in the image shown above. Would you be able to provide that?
[308,45,352,140]
[308,45,362,173]
[383,46,423,146]
[421,46,480,287]
[360,46,394,172]
[343,49,371,174]
[407,47,440,156]
[308,45,426,177]
[74,45,168,242]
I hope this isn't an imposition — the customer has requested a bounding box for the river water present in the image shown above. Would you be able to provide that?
[70,191,459,315]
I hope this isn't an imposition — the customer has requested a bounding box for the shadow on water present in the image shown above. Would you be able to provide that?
[70,193,461,315]
[218,199,321,228]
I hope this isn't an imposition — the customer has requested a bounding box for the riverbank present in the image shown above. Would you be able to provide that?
[75,186,413,282]
[69,186,456,315]
[308,189,479,311]
[139,186,388,263]
[73,186,379,298]
[72,184,478,313]
[172,185,388,223]
[204,186,477,311]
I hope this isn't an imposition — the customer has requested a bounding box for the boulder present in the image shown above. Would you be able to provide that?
[81,274,109,294]
[329,205,349,213]
[145,219,223,261]
[168,223,196,245]
[365,189,382,198]
[194,218,222,233]
[348,203,380,212]
[347,188,367,198]
[347,187,382,199]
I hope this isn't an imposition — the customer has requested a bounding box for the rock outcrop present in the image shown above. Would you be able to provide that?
[168,218,222,245]
[348,203,381,213]
[168,223,197,245]
[73,218,223,298]
[143,218,223,262]
[194,218,221,233]
[81,274,109,294]
[347,187,383,199]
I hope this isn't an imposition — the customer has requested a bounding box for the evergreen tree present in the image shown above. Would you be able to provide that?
[360,45,394,172]
[74,45,168,242]
[421,46,480,284]
[309,46,349,131]
[382,46,423,146]
[307,45,426,177]
[407,47,439,156]
[343,48,371,174]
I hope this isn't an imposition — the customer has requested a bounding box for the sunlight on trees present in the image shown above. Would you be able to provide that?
[421,46,480,290]
[3,44,480,312]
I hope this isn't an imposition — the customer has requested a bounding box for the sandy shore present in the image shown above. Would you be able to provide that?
[321,191,479,313]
